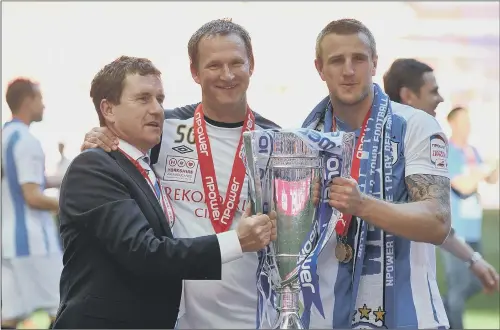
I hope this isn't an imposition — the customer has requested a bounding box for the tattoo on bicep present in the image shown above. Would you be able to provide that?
[405,174,451,224]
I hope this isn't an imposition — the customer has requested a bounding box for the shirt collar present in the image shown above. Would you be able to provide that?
[4,118,29,130]
[117,138,147,162]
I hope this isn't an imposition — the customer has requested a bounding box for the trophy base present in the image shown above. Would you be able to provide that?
[272,285,305,329]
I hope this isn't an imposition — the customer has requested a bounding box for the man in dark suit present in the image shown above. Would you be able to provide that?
[52,56,276,329]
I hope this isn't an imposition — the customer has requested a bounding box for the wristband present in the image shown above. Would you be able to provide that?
[466,251,483,268]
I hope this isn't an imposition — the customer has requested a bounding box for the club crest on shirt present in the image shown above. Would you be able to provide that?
[390,141,399,165]
[429,134,448,169]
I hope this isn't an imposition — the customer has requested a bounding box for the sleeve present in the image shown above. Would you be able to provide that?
[59,150,241,281]
[404,111,450,178]
[14,136,45,185]
[216,231,243,263]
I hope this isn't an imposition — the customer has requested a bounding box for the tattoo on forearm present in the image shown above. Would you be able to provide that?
[405,174,451,224]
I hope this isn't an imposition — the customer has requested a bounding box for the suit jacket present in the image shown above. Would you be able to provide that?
[52,148,222,329]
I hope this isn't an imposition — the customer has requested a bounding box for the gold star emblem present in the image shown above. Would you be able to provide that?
[373,306,386,322]
[358,304,371,320]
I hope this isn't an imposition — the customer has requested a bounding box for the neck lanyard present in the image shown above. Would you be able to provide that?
[118,148,175,228]
[193,104,255,233]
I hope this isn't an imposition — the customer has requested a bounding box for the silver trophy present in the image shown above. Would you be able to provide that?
[243,129,355,329]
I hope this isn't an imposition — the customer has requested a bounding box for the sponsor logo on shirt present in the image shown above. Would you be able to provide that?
[390,141,399,165]
[172,144,194,154]
[162,155,199,183]
[429,134,448,169]
[161,185,249,219]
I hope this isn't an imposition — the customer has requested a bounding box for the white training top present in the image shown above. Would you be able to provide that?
[2,120,61,259]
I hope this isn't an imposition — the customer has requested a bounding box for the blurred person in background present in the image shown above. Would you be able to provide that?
[444,106,499,329]
[51,141,72,239]
[383,58,444,118]
[81,19,280,329]
[384,59,500,328]
[55,142,71,180]
[1,78,62,329]
[36,143,69,201]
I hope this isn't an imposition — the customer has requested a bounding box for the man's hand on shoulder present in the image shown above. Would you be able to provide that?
[81,127,119,152]
[237,206,277,252]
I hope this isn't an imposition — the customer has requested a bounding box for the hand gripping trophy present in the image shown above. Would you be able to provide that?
[243,128,355,329]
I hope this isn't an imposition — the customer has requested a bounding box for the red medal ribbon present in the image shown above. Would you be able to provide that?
[333,109,371,237]
[118,148,176,228]
[193,104,255,233]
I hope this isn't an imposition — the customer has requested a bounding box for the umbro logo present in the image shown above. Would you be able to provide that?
[172,145,194,154]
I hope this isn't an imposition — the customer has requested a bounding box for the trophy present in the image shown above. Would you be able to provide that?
[243,129,355,329]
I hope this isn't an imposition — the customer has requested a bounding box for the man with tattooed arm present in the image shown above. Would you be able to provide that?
[301,19,451,329]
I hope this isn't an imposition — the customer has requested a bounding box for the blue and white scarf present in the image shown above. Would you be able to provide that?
[303,83,396,329]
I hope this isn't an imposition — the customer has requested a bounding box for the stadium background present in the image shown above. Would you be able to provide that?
[2,2,499,328]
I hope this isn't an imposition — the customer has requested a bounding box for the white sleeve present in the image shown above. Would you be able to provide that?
[14,136,45,185]
[216,230,243,264]
[404,111,449,178]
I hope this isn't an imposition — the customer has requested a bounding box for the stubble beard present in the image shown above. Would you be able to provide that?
[334,86,370,107]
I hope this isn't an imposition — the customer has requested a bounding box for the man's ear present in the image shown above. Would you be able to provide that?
[315,58,326,81]
[100,99,115,124]
[190,61,201,85]
[399,87,414,106]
